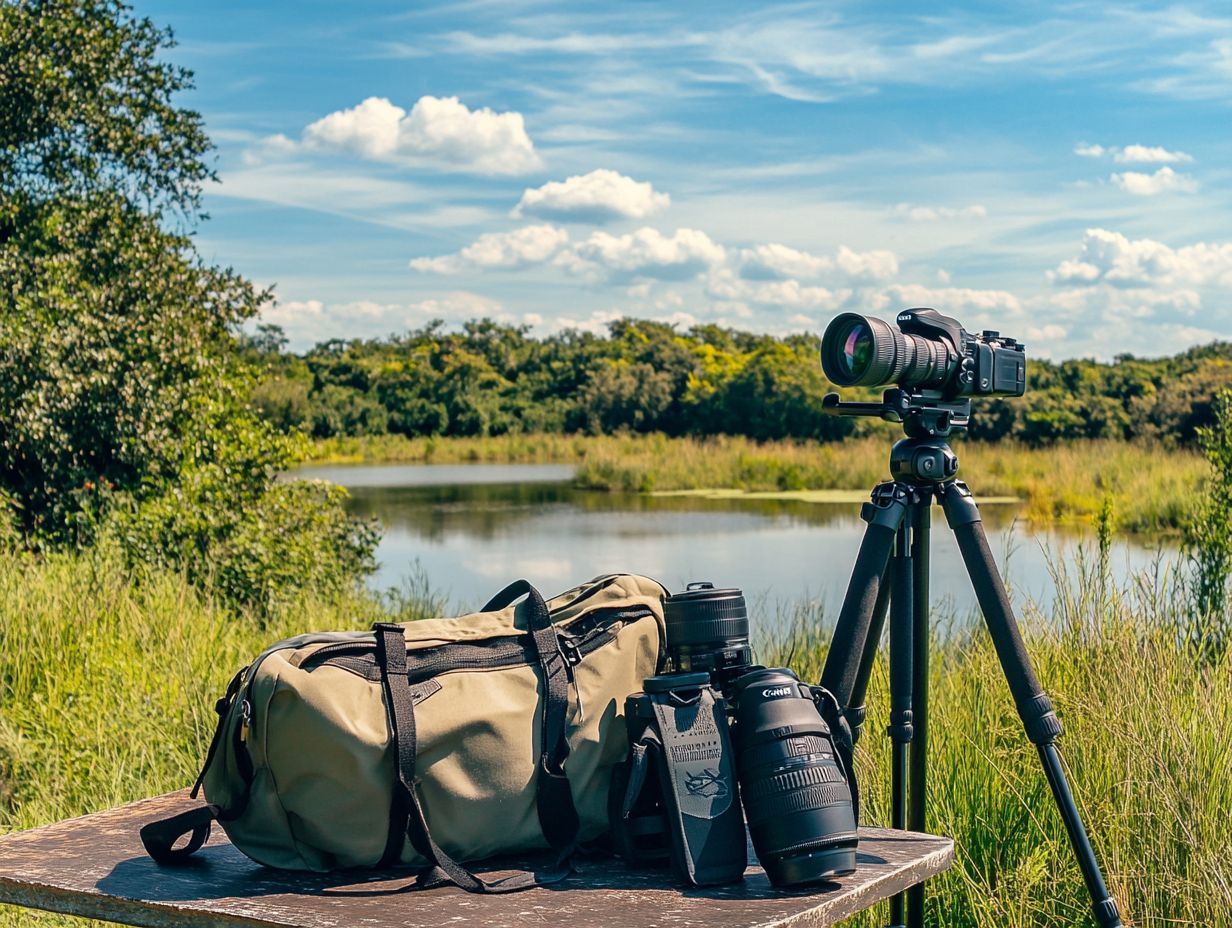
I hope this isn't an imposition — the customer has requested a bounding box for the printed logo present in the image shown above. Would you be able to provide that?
[684,768,730,799]
[762,686,793,698]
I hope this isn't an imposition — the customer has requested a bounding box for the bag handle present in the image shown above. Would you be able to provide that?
[480,579,581,853]
[373,622,571,892]
[141,803,218,864]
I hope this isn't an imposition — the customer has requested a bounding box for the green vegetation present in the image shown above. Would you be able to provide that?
[761,555,1230,927]
[0,0,376,608]
[0,544,1227,927]
[1,4,1228,928]
[247,317,1232,447]
[305,432,1205,533]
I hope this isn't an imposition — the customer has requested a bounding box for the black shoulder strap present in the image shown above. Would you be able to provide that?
[812,684,860,824]
[480,580,580,853]
[373,622,572,893]
[141,803,218,864]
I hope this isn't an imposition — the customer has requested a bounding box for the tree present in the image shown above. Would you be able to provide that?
[0,0,375,605]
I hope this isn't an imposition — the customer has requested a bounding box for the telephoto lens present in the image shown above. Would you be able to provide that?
[664,582,754,696]
[820,311,955,391]
[731,667,858,887]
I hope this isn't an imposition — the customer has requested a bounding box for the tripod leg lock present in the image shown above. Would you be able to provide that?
[887,709,914,744]
[1019,693,1064,745]
[1092,897,1124,927]
[845,704,867,745]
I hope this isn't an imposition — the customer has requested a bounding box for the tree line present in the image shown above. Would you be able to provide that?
[244,320,1232,446]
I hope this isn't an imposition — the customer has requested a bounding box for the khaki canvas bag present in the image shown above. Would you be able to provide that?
[142,573,668,892]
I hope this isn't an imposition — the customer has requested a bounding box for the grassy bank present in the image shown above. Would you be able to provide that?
[0,546,1226,926]
[306,433,1204,532]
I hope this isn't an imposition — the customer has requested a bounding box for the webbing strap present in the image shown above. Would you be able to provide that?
[373,623,571,893]
[480,580,580,854]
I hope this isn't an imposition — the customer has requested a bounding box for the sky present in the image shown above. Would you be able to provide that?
[137,0,1232,359]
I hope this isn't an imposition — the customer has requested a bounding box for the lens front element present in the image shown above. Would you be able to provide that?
[840,322,873,380]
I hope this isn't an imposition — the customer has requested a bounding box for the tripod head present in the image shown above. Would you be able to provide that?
[823,388,964,485]
[822,388,971,439]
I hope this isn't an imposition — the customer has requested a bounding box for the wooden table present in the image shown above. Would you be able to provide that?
[0,792,953,928]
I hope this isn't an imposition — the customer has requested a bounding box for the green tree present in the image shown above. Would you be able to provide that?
[0,0,375,604]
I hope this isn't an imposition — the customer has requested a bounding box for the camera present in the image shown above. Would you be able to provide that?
[820,308,1026,399]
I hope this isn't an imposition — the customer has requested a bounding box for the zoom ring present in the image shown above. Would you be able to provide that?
[740,761,846,802]
[743,782,852,826]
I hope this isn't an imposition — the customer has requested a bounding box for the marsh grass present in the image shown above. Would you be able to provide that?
[758,551,1230,927]
[306,433,1204,532]
[1,545,1224,926]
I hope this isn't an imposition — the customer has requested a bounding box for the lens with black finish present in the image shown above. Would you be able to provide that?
[820,312,955,390]
[731,667,857,887]
[664,582,754,696]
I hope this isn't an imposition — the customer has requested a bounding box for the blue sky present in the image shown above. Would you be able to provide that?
[139,1,1232,358]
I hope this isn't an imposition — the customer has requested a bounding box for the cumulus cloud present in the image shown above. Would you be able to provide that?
[893,203,987,221]
[738,243,898,282]
[513,169,670,222]
[277,95,541,174]
[410,225,569,273]
[1110,166,1198,195]
[1075,142,1193,163]
[260,291,509,346]
[1050,228,1232,289]
[568,227,726,281]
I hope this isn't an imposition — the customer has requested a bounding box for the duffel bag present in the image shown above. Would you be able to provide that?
[141,573,668,892]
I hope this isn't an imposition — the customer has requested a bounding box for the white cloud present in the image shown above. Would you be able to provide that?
[1114,144,1193,164]
[738,243,898,282]
[259,292,508,347]
[569,227,726,281]
[1050,228,1232,289]
[1110,166,1198,195]
[1075,142,1193,163]
[513,169,670,222]
[869,283,1024,317]
[293,95,541,175]
[893,203,988,221]
[410,225,570,273]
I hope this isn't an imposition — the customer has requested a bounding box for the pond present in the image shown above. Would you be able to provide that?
[295,463,1178,633]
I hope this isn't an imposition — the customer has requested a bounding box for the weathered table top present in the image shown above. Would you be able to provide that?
[0,791,952,928]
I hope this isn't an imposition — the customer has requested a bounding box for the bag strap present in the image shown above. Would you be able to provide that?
[373,622,572,893]
[480,579,581,854]
[141,803,218,864]
[811,684,860,823]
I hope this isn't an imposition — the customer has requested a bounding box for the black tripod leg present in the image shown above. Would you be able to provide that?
[820,484,910,712]
[940,482,1123,928]
[907,501,930,928]
[845,565,890,746]
[888,518,914,928]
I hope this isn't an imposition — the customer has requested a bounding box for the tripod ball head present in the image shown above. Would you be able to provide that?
[890,438,959,484]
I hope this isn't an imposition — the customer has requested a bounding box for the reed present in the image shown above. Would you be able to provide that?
[306,433,1205,532]
[0,546,1223,926]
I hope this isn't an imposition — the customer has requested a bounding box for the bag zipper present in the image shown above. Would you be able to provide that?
[298,606,651,681]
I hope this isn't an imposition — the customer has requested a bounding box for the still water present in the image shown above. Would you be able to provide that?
[297,463,1177,630]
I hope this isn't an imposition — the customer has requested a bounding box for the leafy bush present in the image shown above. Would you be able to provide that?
[0,0,377,606]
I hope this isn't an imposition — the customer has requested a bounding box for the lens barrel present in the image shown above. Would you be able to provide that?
[821,312,955,391]
[664,582,753,695]
[731,667,858,887]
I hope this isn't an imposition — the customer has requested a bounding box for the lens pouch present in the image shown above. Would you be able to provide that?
[609,672,747,886]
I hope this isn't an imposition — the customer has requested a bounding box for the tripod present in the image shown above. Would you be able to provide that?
[818,392,1122,928]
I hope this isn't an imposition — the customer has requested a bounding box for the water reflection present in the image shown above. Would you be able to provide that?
[303,463,1178,631]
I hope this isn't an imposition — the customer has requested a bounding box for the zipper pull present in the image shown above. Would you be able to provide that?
[239,699,253,743]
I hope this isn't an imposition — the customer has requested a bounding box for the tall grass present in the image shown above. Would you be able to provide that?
[1,544,1224,926]
[306,432,1205,532]
[760,551,1230,927]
